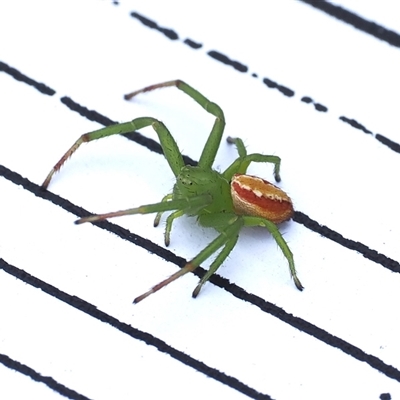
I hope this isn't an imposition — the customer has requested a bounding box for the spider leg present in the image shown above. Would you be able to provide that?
[223,138,281,182]
[125,80,225,169]
[192,234,239,298]
[164,210,185,246]
[41,117,185,189]
[75,194,212,224]
[226,136,247,158]
[152,194,185,246]
[153,194,173,227]
[133,218,243,303]
[242,216,303,291]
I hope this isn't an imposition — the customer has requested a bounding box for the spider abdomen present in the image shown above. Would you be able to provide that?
[231,174,294,224]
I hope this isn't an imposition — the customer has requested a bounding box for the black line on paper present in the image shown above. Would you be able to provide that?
[0,258,273,400]
[299,0,400,49]
[0,61,56,96]
[0,353,92,400]
[1,164,399,383]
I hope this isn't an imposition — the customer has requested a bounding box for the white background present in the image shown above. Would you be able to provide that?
[0,1,399,399]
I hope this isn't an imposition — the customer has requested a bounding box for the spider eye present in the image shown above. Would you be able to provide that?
[179,176,192,185]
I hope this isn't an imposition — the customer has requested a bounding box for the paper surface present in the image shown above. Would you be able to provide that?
[0,1,399,399]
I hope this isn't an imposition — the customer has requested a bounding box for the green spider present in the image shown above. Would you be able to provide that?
[42,80,303,302]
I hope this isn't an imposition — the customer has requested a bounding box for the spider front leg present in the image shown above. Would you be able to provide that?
[163,210,185,246]
[152,193,179,246]
[153,194,173,228]
[41,117,185,189]
[224,137,281,182]
[125,80,226,169]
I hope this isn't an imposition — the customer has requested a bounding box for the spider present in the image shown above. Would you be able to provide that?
[41,80,303,302]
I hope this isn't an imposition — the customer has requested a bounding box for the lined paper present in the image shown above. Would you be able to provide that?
[0,1,399,399]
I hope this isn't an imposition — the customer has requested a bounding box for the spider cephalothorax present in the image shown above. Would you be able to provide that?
[42,80,303,303]
[175,166,233,217]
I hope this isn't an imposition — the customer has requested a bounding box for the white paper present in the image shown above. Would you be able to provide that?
[0,1,399,399]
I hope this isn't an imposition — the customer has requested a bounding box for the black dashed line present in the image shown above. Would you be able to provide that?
[262,78,295,97]
[301,97,328,112]
[0,61,56,96]
[207,50,248,73]
[184,38,202,49]
[130,11,179,40]
[128,10,400,153]
[276,84,295,98]
[262,77,278,89]
[60,96,115,126]
[0,258,271,400]
[130,11,158,29]
[314,103,328,112]
[159,27,179,40]
[339,116,373,134]
[0,353,92,400]
[375,134,400,154]
[301,96,313,104]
